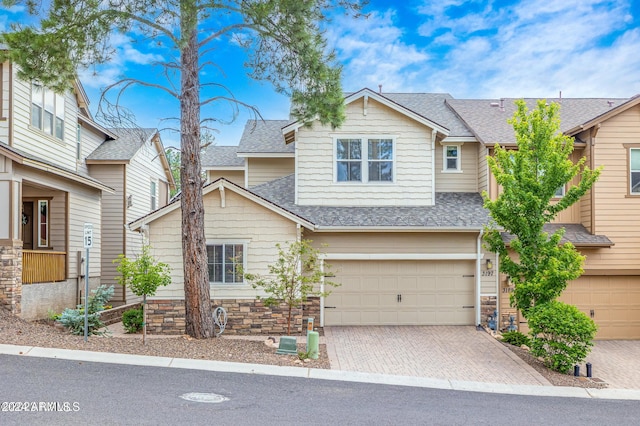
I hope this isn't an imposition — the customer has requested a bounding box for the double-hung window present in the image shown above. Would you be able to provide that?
[31,83,65,140]
[150,181,157,210]
[336,137,393,182]
[207,244,244,284]
[630,148,640,194]
[443,145,461,171]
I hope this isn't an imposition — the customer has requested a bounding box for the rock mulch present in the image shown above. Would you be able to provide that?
[0,308,330,369]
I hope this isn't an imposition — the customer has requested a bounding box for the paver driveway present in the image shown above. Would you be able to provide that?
[324,326,550,386]
[586,341,640,389]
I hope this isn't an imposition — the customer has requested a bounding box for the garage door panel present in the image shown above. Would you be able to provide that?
[561,276,640,340]
[325,260,475,326]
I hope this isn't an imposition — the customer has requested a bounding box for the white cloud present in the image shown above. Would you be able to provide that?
[327,10,430,92]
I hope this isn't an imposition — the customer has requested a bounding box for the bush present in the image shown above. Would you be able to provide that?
[122,308,144,334]
[528,301,597,374]
[501,331,530,347]
[58,285,114,336]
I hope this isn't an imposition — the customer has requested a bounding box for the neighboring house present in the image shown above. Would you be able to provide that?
[0,59,174,318]
[129,88,640,339]
[87,128,175,305]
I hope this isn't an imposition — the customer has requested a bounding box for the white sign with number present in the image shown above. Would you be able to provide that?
[83,223,93,248]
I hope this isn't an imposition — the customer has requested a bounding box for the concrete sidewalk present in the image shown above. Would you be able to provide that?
[1,343,639,401]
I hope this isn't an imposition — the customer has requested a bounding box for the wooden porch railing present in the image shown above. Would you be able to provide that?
[22,250,67,284]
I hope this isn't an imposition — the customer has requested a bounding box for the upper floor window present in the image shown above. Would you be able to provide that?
[336,137,394,182]
[76,124,82,160]
[207,243,244,284]
[31,83,65,140]
[150,181,157,210]
[630,148,640,194]
[443,145,461,172]
[553,185,565,198]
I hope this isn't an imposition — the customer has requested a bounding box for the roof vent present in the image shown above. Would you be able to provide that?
[607,100,615,107]
[378,84,382,94]
[490,99,505,112]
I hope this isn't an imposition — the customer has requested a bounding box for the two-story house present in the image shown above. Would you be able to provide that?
[0,59,174,319]
[130,88,640,339]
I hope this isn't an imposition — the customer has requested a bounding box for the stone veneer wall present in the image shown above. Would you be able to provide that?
[480,295,497,327]
[145,297,321,336]
[0,241,22,315]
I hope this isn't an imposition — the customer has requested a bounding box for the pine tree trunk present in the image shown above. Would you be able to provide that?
[180,2,213,338]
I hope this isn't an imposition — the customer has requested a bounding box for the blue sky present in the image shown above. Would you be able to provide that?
[1,0,639,148]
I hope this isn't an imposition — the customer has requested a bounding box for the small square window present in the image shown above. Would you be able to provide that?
[631,149,640,194]
[444,145,461,171]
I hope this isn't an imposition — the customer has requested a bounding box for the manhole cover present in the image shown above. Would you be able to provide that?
[180,392,229,403]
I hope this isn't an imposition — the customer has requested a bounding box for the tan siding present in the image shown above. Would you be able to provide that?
[247,158,294,187]
[587,105,640,271]
[435,142,479,192]
[207,170,245,187]
[149,189,298,300]
[0,62,9,142]
[89,164,125,301]
[296,98,434,206]
[477,144,489,194]
[306,231,477,254]
[10,69,80,170]
[77,125,107,175]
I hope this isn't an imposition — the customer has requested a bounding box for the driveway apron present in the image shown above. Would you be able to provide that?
[324,326,550,386]
[585,341,640,389]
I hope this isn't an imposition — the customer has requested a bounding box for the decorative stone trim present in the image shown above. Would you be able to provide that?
[145,297,322,336]
[480,295,497,327]
[0,241,22,315]
[99,302,142,326]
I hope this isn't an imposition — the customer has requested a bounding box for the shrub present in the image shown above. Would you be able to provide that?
[58,285,114,336]
[122,308,144,334]
[528,301,597,374]
[501,331,530,347]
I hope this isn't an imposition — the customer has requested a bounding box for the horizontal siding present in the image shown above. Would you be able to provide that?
[10,67,80,170]
[0,62,9,142]
[247,158,294,187]
[296,98,433,206]
[207,170,245,187]
[477,144,489,194]
[435,142,479,192]
[306,231,478,254]
[88,164,125,300]
[588,105,640,270]
[77,125,108,175]
[148,189,298,300]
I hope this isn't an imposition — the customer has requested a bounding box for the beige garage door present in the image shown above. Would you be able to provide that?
[324,260,475,326]
[560,276,640,340]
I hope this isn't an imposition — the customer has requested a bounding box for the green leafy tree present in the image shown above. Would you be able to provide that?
[483,99,602,317]
[1,0,365,338]
[165,147,181,198]
[114,245,171,344]
[242,240,337,336]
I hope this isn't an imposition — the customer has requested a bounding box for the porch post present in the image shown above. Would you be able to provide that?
[0,178,23,315]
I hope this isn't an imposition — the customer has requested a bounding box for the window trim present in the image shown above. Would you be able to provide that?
[553,184,566,198]
[442,143,462,173]
[37,199,49,248]
[150,180,157,210]
[627,145,640,196]
[30,83,65,141]
[206,241,248,285]
[333,135,395,184]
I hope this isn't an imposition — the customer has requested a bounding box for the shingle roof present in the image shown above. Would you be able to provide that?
[87,128,157,161]
[446,98,628,145]
[250,174,490,228]
[381,93,474,137]
[501,223,613,247]
[238,120,294,154]
[201,145,245,167]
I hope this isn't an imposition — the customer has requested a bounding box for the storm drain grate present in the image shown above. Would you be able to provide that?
[180,392,229,403]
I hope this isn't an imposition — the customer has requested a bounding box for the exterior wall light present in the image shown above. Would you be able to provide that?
[486,259,493,270]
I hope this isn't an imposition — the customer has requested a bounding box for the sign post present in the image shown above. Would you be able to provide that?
[83,223,93,342]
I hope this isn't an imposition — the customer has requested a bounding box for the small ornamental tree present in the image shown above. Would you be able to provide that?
[114,245,171,344]
[242,240,338,335]
[483,99,602,317]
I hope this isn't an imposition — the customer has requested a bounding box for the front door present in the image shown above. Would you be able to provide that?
[22,201,33,250]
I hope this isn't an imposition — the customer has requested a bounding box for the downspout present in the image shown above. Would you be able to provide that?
[431,130,437,204]
[495,251,500,331]
[476,229,483,326]
[320,256,325,327]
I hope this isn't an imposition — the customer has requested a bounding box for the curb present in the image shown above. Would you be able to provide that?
[1,343,639,400]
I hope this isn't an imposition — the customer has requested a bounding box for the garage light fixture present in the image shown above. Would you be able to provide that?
[486,259,493,270]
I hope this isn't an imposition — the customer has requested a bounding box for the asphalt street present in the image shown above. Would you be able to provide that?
[1,354,638,425]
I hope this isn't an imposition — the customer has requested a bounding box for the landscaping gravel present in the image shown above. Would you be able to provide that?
[0,308,330,369]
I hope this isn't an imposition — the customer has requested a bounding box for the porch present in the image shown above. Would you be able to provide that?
[22,250,67,284]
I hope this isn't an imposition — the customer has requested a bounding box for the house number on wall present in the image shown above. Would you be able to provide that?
[481,270,494,277]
